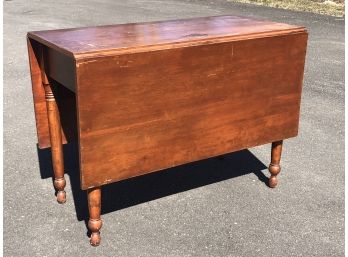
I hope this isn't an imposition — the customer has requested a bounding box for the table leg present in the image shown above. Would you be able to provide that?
[268,140,283,188]
[43,83,67,203]
[87,187,103,246]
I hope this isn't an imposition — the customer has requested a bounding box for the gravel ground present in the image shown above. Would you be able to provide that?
[4,0,344,256]
[229,0,344,17]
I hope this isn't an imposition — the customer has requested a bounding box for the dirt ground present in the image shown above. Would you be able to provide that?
[229,0,345,16]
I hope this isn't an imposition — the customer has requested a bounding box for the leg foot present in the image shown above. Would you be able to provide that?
[268,164,280,188]
[89,220,102,246]
[87,187,102,246]
[54,177,66,203]
[90,232,101,246]
[268,140,283,188]
[56,190,67,204]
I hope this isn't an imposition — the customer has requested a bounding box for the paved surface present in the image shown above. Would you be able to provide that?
[4,0,344,256]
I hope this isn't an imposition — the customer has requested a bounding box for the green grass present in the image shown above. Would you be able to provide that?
[229,0,345,16]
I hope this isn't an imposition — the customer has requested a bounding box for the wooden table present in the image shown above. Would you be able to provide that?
[27,15,308,246]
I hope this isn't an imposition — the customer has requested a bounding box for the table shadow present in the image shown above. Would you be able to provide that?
[37,142,269,224]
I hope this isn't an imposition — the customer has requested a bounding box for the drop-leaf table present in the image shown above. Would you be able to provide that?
[27,15,307,246]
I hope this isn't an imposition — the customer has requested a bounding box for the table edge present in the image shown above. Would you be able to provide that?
[27,25,307,61]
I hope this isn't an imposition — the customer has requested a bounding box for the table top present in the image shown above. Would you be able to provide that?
[27,15,305,59]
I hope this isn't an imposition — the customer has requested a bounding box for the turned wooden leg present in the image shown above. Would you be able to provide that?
[87,187,103,246]
[268,140,283,188]
[44,83,67,203]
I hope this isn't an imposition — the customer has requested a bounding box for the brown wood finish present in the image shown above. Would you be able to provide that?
[27,15,308,246]
[27,38,70,148]
[28,15,305,59]
[269,140,283,188]
[27,38,51,148]
[87,187,102,246]
[43,83,67,203]
[40,50,67,203]
[76,32,307,189]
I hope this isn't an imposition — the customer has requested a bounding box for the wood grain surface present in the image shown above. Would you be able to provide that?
[76,32,307,189]
[27,15,305,59]
[27,38,51,148]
